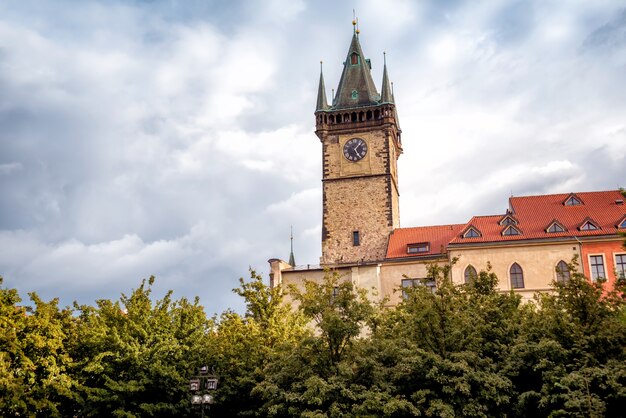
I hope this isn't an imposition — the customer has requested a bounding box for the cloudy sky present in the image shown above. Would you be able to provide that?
[1,0,625,314]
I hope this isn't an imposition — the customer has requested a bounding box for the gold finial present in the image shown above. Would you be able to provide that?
[356,17,360,35]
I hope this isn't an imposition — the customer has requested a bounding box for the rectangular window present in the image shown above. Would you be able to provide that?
[401,278,436,298]
[589,255,606,281]
[616,254,626,280]
[407,242,429,254]
[352,231,360,246]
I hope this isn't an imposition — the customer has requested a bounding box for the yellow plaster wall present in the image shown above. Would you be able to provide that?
[278,264,383,308]
[379,259,448,306]
[450,242,580,296]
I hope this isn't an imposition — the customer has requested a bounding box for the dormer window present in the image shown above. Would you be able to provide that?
[579,220,599,231]
[350,53,359,65]
[462,227,481,238]
[351,89,358,100]
[407,242,429,254]
[564,194,583,206]
[617,216,626,229]
[499,215,518,226]
[546,221,566,233]
[502,225,521,236]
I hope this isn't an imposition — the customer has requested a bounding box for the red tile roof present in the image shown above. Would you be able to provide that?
[449,190,626,244]
[386,224,465,259]
[388,190,626,255]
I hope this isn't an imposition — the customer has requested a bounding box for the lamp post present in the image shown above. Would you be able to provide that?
[189,366,218,418]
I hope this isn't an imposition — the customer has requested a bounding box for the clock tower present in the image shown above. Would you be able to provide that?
[315,27,402,265]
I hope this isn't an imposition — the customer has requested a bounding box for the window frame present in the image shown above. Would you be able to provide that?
[352,230,360,246]
[499,215,518,226]
[462,227,481,238]
[564,194,583,206]
[579,221,599,231]
[502,225,521,236]
[509,262,525,289]
[464,265,477,284]
[555,260,570,283]
[401,278,436,298]
[546,221,566,233]
[588,254,606,281]
[614,253,626,281]
[407,242,430,254]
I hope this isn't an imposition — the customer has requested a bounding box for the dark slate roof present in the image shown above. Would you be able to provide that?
[332,34,380,109]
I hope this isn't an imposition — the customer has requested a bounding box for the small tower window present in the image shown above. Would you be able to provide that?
[352,231,360,246]
[350,53,359,65]
[351,90,358,100]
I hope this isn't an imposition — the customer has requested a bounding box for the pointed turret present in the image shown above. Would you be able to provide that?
[333,32,380,109]
[380,52,393,104]
[316,61,329,111]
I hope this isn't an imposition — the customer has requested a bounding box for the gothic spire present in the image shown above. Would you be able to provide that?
[333,29,379,109]
[316,61,329,111]
[288,226,296,267]
[380,52,393,104]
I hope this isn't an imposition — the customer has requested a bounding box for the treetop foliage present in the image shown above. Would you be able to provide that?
[1,258,625,417]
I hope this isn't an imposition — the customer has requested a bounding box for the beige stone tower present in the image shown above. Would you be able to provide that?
[315,29,402,265]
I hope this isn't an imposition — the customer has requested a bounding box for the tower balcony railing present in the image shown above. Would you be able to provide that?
[315,104,397,130]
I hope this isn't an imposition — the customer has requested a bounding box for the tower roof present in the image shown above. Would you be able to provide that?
[316,62,329,111]
[332,33,380,109]
[380,53,393,104]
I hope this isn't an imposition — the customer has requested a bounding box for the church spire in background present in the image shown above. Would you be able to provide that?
[288,226,296,267]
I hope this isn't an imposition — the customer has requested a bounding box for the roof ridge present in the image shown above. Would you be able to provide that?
[510,189,621,199]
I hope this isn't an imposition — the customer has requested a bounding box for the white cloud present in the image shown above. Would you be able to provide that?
[0,0,624,314]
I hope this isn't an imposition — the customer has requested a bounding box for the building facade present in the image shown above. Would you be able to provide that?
[269,28,626,306]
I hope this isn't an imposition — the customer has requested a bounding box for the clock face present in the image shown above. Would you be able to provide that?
[343,138,368,162]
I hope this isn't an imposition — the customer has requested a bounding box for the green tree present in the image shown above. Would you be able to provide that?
[208,269,308,417]
[71,276,212,417]
[505,257,626,416]
[0,277,79,417]
[360,262,518,417]
[254,270,380,417]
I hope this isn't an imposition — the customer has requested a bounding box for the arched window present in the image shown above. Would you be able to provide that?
[350,53,359,65]
[464,265,477,284]
[556,260,570,283]
[510,263,524,289]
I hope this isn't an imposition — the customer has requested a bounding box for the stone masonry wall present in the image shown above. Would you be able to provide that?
[322,176,391,264]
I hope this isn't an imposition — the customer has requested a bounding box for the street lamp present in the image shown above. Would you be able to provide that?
[189,366,218,417]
